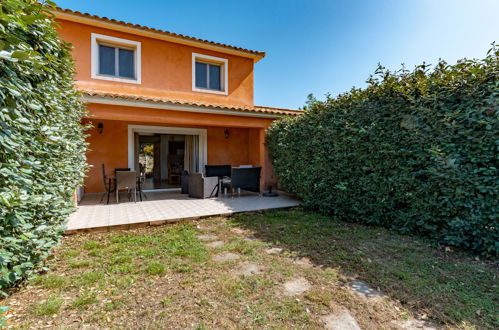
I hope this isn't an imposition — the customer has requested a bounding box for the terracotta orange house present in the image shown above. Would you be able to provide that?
[52,8,300,195]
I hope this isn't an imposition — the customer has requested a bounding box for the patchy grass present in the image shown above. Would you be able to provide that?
[67,259,91,269]
[223,237,264,255]
[161,297,171,307]
[33,295,63,316]
[71,291,98,310]
[83,240,102,250]
[31,275,66,289]
[1,211,496,329]
[145,262,167,275]
[104,298,127,312]
[233,209,499,329]
[61,249,80,259]
[77,271,105,286]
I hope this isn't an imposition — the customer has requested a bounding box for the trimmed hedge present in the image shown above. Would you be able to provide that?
[0,0,88,294]
[267,48,498,256]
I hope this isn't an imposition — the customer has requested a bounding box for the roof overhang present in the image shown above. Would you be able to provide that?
[83,94,286,119]
[51,9,265,63]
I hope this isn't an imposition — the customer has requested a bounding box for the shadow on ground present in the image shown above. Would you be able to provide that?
[231,208,498,329]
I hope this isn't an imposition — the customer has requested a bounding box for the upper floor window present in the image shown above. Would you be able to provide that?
[91,33,141,84]
[192,53,228,95]
[195,62,221,90]
[98,45,135,78]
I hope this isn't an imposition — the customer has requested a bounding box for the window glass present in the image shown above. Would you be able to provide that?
[99,45,115,76]
[209,64,221,90]
[118,48,134,78]
[195,62,208,88]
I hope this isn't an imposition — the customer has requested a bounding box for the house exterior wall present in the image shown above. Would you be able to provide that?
[83,117,271,193]
[56,19,255,107]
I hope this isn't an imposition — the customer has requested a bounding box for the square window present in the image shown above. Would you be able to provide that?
[195,62,221,91]
[192,53,228,94]
[92,33,141,84]
[97,45,135,79]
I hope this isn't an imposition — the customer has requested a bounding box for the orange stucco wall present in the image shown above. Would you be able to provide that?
[56,19,255,107]
[84,117,270,193]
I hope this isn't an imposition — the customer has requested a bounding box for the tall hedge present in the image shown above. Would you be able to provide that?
[0,0,87,294]
[267,48,498,256]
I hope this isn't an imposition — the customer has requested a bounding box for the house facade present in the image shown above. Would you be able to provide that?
[53,8,300,194]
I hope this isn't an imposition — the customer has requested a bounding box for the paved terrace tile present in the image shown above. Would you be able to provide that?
[66,190,300,232]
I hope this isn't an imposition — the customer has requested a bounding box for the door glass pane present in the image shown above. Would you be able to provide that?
[118,48,135,78]
[99,45,115,76]
[209,64,221,90]
[195,62,208,88]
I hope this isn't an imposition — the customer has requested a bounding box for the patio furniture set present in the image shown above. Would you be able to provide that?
[101,164,261,204]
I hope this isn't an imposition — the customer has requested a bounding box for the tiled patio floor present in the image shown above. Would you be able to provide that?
[66,190,300,233]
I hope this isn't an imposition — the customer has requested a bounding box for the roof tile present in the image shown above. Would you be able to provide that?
[81,90,302,116]
[54,7,265,58]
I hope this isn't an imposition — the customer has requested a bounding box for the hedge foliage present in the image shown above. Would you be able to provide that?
[267,48,498,257]
[0,0,88,294]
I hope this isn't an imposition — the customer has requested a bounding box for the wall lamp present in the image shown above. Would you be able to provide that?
[97,122,104,134]
[224,129,229,139]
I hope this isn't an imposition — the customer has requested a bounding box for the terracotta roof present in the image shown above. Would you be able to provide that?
[53,7,265,60]
[81,90,302,117]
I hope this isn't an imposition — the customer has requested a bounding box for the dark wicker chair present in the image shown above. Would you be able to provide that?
[205,165,231,178]
[230,167,261,195]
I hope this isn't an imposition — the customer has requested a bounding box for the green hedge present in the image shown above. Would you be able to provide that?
[0,0,88,294]
[267,49,498,257]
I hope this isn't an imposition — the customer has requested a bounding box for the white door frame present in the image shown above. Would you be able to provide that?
[127,125,207,173]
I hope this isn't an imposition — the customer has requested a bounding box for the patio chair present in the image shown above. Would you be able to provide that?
[114,167,144,201]
[188,173,218,199]
[116,170,137,203]
[205,165,231,178]
[100,164,115,204]
[230,167,262,195]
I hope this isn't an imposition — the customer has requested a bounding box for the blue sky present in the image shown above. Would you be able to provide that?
[55,0,499,109]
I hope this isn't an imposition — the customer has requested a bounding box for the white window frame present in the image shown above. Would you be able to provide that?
[192,53,228,95]
[91,33,141,84]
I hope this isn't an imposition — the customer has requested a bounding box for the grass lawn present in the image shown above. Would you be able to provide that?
[1,209,497,329]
